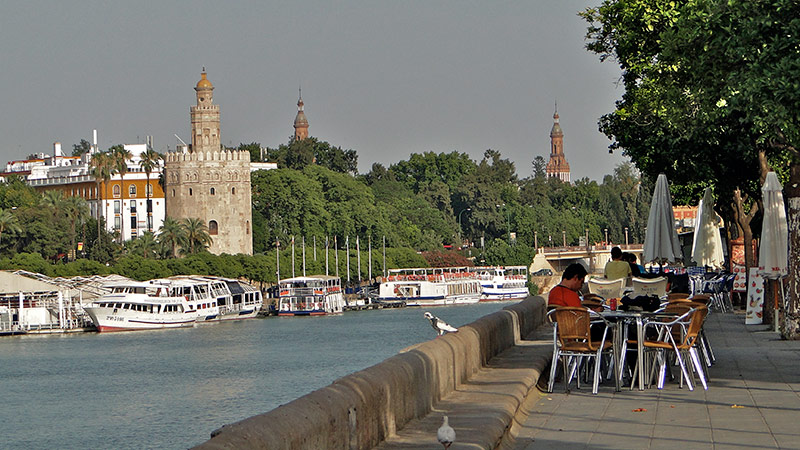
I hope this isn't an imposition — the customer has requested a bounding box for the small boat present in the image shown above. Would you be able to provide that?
[476,266,529,301]
[214,277,264,320]
[165,276,263,321]
[158,276,221,322]
[277,275,345,316]
[377,267,482,307]
[83,281,198,332]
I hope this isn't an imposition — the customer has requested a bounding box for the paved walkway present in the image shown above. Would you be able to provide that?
[376,311,800,449]
[512,312,800,449]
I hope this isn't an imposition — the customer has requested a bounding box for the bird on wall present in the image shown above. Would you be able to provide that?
[424,312,458,336]
[437,415,456,449]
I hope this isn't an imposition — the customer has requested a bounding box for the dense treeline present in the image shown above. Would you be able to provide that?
[0,139,651,283]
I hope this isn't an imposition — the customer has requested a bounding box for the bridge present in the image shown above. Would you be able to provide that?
[532,243,645,274]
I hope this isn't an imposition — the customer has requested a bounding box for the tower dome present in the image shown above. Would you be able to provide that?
[196,70,213,89]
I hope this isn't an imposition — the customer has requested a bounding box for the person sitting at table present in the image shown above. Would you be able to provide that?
[622,252,643,276]
[547,263,588,308]
[604,246,632,280]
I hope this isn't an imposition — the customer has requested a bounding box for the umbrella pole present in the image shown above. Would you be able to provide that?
[774,280,780,333]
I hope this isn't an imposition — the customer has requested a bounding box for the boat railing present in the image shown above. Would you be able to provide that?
[280,287,325,297]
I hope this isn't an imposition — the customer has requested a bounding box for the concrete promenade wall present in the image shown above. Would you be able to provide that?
[193,296,546,450]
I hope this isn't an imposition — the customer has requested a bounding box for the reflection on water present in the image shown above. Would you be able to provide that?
[0,302,511,449]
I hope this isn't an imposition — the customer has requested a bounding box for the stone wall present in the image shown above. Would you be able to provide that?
[193,296,547,450]
[164,149,253,255]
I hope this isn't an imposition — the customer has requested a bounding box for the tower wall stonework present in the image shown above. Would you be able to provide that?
[164,149,253,255]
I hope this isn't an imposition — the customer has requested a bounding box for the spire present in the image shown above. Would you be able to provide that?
[550,102,563,137]
[293,87,309,141]
[297,86,304,111]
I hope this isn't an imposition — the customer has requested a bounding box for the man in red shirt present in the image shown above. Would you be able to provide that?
[547,263,588,308]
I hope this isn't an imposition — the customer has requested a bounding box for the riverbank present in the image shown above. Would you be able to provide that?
[192,296,548,449]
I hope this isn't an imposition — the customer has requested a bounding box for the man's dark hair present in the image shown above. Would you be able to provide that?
[611,246,623,259]
[562,263,588,281]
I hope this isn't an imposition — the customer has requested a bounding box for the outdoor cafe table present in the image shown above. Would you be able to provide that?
[600,309,680,391]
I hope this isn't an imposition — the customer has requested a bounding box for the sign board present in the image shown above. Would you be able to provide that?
[745,267,765,325]
[732,264,747,292]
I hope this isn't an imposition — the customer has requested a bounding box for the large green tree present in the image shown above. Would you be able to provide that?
[582,0,800,335]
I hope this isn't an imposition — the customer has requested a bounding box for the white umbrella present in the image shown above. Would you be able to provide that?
[643,173,683,264]
[759,172,788,331]
[758,172,788,279]
[691,187,724,269]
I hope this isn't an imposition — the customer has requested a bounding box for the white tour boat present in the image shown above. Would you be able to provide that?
[83,281,198,332]
[377,267,482,307]
[476,265,529,301]
[158,276,221,322]
[213,277,264,320]
[277,275,345,316]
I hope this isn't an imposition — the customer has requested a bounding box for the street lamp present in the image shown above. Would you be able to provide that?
[457,208,471,247]
[624,227,629,246]
[562,230,566,247]
[604,228,608,245]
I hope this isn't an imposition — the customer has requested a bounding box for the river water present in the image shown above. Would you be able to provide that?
[0,302,510,449]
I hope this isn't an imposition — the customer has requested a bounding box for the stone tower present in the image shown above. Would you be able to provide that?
[545,104,571,183]
[164,71,253,255]
[293,89,309,141]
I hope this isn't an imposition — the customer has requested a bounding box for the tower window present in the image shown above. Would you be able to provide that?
[210,187,216,195]
[209,220,218,235]
[231,187,235,195]
[171,189,175,197]
[189,188,193,196]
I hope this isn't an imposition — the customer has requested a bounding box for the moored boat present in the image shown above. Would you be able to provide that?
[377,267,482,307]
[83,281,198,332]
[476,265,529,301]
[277,275,345,316]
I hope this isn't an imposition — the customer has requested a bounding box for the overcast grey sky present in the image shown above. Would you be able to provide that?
[1,0,628,180]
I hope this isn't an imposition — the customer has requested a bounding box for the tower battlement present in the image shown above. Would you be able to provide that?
[165,149,249,163]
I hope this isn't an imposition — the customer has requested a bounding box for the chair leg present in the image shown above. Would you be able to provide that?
[701,329,716,364]
[548,348,559,393]
[592,351,602,394]
[673,348,694,391]
[689,347,708,390]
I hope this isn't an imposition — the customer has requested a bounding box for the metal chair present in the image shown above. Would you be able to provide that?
[547,307,612,394]
[639,306,709,390]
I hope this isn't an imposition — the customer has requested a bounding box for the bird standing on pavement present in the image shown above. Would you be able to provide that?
[424,311,458,336]
[437,415,455,449]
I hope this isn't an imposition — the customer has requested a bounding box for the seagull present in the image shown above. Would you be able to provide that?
[424,312,458,336]
[437,415,456,449]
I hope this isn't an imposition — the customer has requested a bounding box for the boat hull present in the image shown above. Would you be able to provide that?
[85,307,196,332]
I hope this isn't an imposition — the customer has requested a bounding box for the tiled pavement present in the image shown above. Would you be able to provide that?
[511,313,800,449]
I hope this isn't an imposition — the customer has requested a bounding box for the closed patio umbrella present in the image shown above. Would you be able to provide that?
[643,173,683,265]
[691,187,724,269]
[758,172,788,331]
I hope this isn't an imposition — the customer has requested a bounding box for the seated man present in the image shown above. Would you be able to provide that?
[547,263,588,308]
[604,246,632,280]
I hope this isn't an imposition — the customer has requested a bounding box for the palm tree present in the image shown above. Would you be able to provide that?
[110,145,132,241]
[0,208,21,245]
[136,231,159,259]
[90,151,114,241]
[63,196,90,260]
[158,217,186,258]
[181,217,213,255]
[41,190,64,210]
[139,147,163,232]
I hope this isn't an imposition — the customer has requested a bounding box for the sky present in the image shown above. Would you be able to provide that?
[0,0,628,181]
